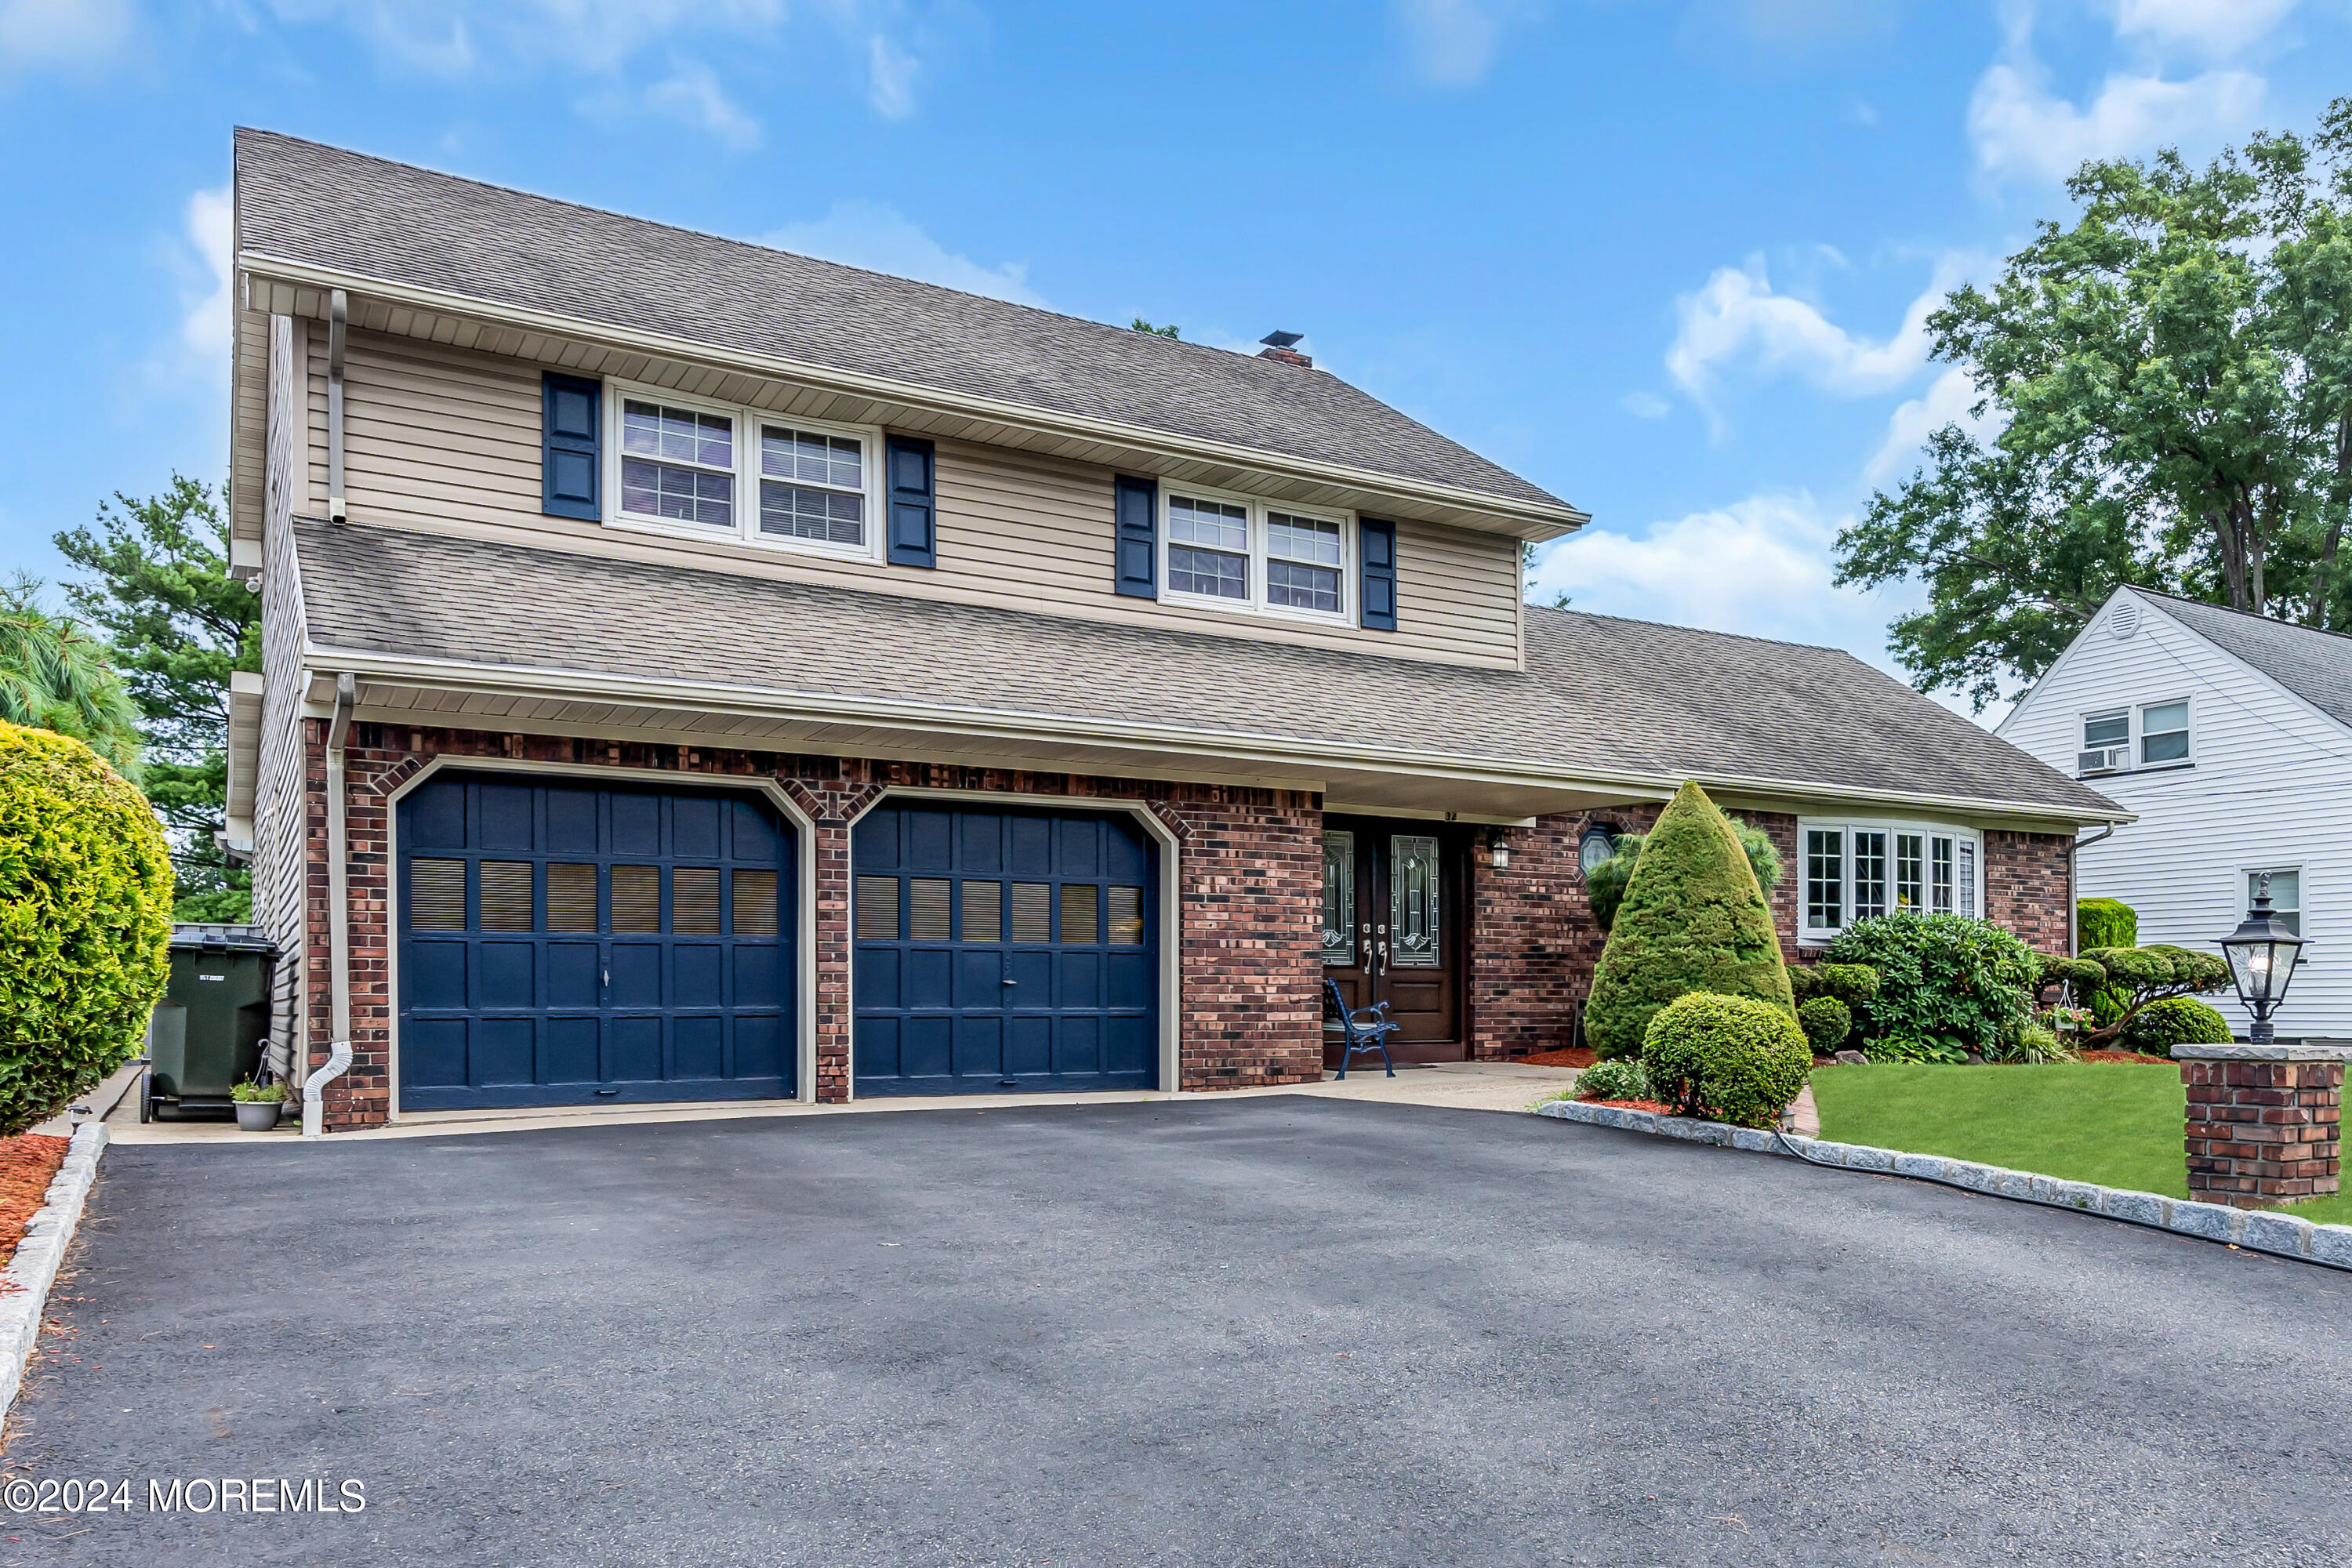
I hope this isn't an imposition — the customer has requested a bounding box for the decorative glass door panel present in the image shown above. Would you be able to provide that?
[1389,835,1440,967]
[1320,818,1463,1063]
[1322,831,1356,967]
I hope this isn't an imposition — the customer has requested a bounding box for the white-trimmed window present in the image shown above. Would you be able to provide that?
[2140,699,2190,765]
[2247,866,2303,937]
[605,379,880,561]
[1801,819,1982,941]
[1160,487,1352,622]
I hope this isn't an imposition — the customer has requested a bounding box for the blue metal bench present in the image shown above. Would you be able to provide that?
[1325,977,1399,1080]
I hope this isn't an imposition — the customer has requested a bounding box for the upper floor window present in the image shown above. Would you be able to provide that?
[2077,699,2191,777]
[605,379,880,561]
[1801,819,1980,941]
[1162,488,1352,622]
[2249,867,2302,937]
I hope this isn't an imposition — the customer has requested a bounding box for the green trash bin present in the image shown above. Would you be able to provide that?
[143,925,277,1122]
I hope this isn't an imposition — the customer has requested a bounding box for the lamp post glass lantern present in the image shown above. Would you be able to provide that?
[2221,873,2307,1044]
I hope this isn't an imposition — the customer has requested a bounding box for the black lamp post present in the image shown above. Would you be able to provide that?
[2220,873,2307,1045]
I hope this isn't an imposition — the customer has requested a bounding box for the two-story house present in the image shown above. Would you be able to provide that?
[1998,586,2351,1041]
[222,130,2125,1131]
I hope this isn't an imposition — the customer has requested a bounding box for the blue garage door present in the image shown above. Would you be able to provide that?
[397,773,793,1110]
[854,804,1158,1096]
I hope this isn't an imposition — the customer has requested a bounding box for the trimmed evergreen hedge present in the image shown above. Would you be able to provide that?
[0,721,172,1135]
[1641,991,1812,1129]
[1820,913,2039,1062]
[2122,996,2233,1053]
[2077,898,2138,952]
[1584,781,1794,1059]
[1797,996,1853,1054]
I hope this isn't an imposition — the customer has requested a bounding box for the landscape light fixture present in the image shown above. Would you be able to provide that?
[2220,872,2307,1044]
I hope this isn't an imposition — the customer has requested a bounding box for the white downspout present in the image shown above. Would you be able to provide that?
[327,289,347,524]
[303,673,356,1137]
[2069,824,2117,955]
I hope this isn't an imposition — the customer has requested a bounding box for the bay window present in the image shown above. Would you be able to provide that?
[1801,819,1982,941]
[1162,488,1352,622]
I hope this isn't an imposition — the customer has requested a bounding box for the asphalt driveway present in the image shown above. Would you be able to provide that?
[5,1098,2349,1566]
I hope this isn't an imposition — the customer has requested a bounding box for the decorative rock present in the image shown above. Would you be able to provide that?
[1832,1051,1868,1067]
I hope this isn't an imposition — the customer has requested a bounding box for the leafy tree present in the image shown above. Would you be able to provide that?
[1584,782,1794,1059]
[54,477,260,922]
[0,576,142,778]
[2078,945,2231,1048]
[1838,97,2352,708]
[1131,318,1181,339]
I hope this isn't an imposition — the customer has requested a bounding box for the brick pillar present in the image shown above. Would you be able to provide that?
[2176,1043,2351,1209]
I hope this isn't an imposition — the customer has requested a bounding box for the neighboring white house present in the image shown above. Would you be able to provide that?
[1998,587,2352,1043]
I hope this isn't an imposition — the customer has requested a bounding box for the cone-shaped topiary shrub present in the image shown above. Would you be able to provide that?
[0,721,172,1135]
[1587,816,1783,935]
[1584,780,1794,1059]
[1641,991,1813,1128]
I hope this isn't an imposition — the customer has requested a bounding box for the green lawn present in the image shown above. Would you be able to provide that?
[1809,1062,2352,1225]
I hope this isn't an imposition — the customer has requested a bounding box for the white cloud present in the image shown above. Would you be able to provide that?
[180,186,236,363]
[1864,365,2009,485]
[763,201,1044,307]
[1664,256,1962,408]
[1532,493,1902,656]
[2111,0,2298,59]
[0,0,133,70]
[1392,0,1537,87]
[867,31,916,118]
[645,58,761,147]
[1619,390,1671,419]
[1965,1,2282,184]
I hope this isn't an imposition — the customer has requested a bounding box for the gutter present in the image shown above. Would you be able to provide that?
[303,672,355,1137]
[238,253,1586,542]
[299,644,2140,831]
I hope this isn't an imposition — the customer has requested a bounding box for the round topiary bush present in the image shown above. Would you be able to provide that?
[1798,995,1852,1054]
[0,720,172,1135]
[1584,782,1795,1059]
[2123,996,2234,1054]
[1640,991,1813,1129]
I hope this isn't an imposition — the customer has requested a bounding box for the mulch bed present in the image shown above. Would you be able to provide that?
[2078,1049,2176,1065]
[0,1134,70,1277]
[1517,1047,1598,1069]
[1578,1097,1675,1113]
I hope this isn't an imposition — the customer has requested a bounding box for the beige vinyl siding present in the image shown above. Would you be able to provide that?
[255,314,311,1075]
[307,328,1526,669]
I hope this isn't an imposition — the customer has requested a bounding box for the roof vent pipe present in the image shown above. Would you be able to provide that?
[327,289,347,524]
[303,672,356,1137]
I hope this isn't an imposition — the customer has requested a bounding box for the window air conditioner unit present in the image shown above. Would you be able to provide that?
[2077,746,2129,777]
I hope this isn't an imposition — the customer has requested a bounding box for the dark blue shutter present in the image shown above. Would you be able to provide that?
[541,373,601,520]
[1359,518,1398,630]
[1114,475,1158,598]
[885,435,936,568]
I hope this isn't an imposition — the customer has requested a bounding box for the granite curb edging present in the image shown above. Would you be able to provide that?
[1533,1097,2352,1269]
[0,1122,108,1422]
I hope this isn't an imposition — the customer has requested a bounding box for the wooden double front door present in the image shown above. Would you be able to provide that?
[1322,817,1467,1066]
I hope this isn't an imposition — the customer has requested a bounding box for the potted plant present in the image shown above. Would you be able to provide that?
[231,1076,288,1131]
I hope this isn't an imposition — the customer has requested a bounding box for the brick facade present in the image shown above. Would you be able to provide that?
[295,720,2085,1123]
[299,722,1321,1130]
[1468,805,2077,1059]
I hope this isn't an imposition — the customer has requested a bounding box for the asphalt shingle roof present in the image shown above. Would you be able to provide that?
[2140,590,2352,731]
[234,128,1564,513]
[296,520,2118,817]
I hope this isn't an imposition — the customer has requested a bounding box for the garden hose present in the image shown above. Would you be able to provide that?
[1766,1127,2352,1276]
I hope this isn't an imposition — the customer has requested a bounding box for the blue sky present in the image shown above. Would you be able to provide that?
[2,0,2345,714]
